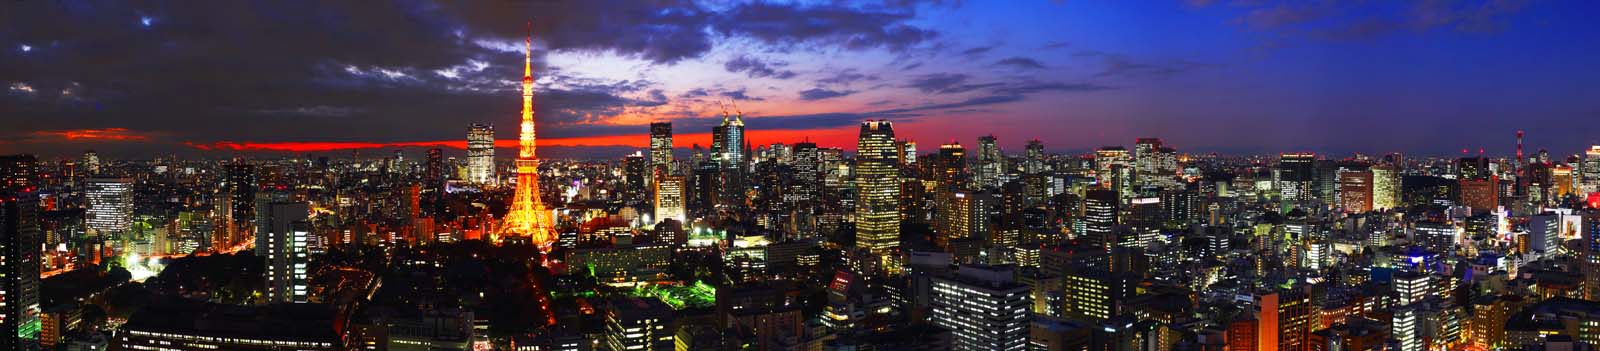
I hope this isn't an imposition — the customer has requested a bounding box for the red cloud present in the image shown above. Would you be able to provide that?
[31,128,151,141]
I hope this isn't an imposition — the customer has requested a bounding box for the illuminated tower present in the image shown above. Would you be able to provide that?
[501,24,555,250]
[855,121,900,253]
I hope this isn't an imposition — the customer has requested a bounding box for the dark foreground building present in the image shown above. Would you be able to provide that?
[112,297,340,351]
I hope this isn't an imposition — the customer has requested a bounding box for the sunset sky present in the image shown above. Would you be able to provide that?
[3,1,1597,159]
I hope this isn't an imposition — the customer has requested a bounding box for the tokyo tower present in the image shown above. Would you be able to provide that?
[500,23,556,250]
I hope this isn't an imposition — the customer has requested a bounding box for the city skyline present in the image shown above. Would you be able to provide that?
[6,1,1600,159]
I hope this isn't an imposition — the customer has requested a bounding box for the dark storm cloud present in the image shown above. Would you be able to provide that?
[994,57,1046,69]
[0,0,940,155]
[798,88,856,101]
[724,56,797,79]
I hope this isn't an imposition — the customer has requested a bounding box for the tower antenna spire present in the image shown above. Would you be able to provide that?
[524,20,533,81]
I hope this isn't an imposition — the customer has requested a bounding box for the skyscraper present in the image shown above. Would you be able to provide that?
[500,25,556,249]
[422,148,445,217]
[711,110,745,166]
[1095,146,1132,199]
[1,167,41,349]
[1372,164,1400,211]
[466,123,496,185]
[855,121,901,253]
[224,163,257,248]
[79,150,99,176]
[931,264,1030,351]
[256,202,310,303]
[85,177,132,237]
[975,135,1004,189]
[649,122,673,174]
[1083,189,1118,252]
[653,175,686,225]
[1582,145,1600,194]
[624,152,649,206]
[1024,139,1045,175]
[1277,153,1316,206]
[710,109,746,209]
[1338,169,1374,213]
[1134,137,1177,189]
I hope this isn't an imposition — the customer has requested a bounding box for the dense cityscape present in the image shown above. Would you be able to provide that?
[6,2,1600,351]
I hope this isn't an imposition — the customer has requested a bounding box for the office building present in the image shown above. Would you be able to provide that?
[467,123,495,185]
[654,175,686,225]
[650,122,674,174]
[930,264,1030,351]
[855,121,901,254]
[604,298,675,351]
[256,202,311,303]
[2,188,41,349]
[85,177,132,237]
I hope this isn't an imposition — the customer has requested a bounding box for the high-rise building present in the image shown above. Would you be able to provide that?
[1457,156,1491,181]
[1338,169,1373,213]
[256,202,310,303]
[855,121,901,253]
[1083,189,1118,252]
[0,155,36,189]
[1134,137,1177,189]
[1582,146,1600,194]
[85,177,132,237]
[1372,164,1400,211]
[649,122,673,174]
[224,163,257,246]
[1393,307,1423,351]
[930,264,1030,351]
[423,148,445,216]
[604,298,675,351]
[500,27,556,249]
[711,111,745,167]
[624,152,649,206]
[1025,139,1046,175]
[934,142,968,193]
[1,187,41,348]
[1278,153,1316,206]
[466,123,496,185]
[653,175,685,225]
[975,135,1004,189]
[1095,147,1132,198]
[1530,213,1562,255]
[1062,267,1134,324]
[710,110,746,209]
[1459,177,1499,212]
[80,150,100,176]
